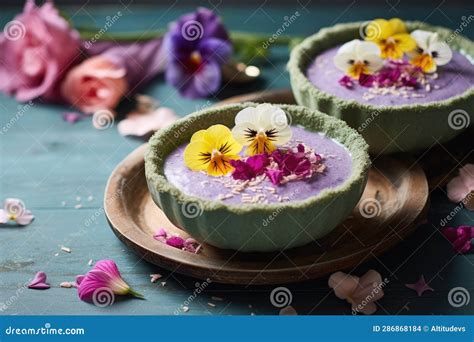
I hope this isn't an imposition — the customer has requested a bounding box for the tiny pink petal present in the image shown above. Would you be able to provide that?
[28,271,50,290]
[15,210,35,226]
[279,306,298,315]
[328,271,359,300]
[117,107,178,138]
[355,302,377,315]
[0,210,8,224]
[62,111,84,124]
[447,176,470,203]
[166,235,185,249]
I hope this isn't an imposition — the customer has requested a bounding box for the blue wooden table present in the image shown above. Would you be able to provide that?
[1,3,473,315]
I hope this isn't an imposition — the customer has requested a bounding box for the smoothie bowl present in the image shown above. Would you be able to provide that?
[145,103,370,252]
[288,19,474,154]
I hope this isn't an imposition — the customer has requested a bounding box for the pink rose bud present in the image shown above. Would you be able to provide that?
[61,56,128,114]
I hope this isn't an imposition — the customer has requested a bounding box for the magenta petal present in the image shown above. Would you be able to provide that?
[62,111,84,124]
[166,236,185,249]
[93,259,122,279]
[77,269,112,301]
[266,169,284,185]
[75,274,85,287]
[28,271,50,290]
[359,74,375,87]
[338,75,353,89]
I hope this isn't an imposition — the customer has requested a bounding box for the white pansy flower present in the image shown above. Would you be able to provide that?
[231,104,292,155]
[409,30,452,73]
[333,39,384,79]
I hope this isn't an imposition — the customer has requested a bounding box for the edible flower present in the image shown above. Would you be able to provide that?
[364,18,416,60]
[0,198,34,226]
[328,270,385,315]
[153,228,201,253]
[446,164,474,211]
[28,271,50,290]
[408,30,453,73]
[184,124,242,176]
[442,226,474,254]
[333,39,383,80]
[231,104,292,155]
[164,7,232,98]
[77,260,143,304]
[266,144,324,185]
[230,154,269,181]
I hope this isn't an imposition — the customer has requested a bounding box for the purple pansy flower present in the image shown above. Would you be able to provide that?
[164,7,232,98]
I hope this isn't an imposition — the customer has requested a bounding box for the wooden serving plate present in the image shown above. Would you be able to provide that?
[105,144,428,285]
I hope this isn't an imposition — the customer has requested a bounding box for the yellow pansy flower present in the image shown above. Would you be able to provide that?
[231,104,292,156]
[364,18,416,60]
[184,124,242,176]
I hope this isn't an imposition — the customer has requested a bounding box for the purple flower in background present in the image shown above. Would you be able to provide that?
[164,7,232,98]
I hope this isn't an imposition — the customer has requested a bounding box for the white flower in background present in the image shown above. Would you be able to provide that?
[231,104,292,155]
[333,39,384,79]
[409,30,452,73]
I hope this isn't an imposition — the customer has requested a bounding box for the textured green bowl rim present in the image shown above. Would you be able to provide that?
[145,102,370,215]
[287,21,474,112]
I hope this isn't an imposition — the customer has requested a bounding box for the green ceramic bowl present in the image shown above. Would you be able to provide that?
[288,21,474,154]
[145,103,370,252]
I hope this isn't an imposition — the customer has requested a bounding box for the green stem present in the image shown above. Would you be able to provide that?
[77,27,302,47]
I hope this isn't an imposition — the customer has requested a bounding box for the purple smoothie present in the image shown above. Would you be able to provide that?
[164,125,352,205]
[306,46,474,106]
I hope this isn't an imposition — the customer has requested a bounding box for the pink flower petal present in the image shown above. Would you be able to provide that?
[15,210,34,226]
[459,164,474,190]
[28,271,50,290]
[117,107,178,138]
[62,111,84,124]
[279,306,298,315]
[166,235,185,249]
[0,209,8,224]
[328,272,359,300]
[447,176,470,203]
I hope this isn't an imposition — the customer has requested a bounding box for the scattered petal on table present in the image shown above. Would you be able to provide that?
[62,111,85,124]
[279,306,298,315]
[1,198,34,226]
[117,107,178,138]
[442,225,474,254]
[405,275,434,296]
[28,271,50,290]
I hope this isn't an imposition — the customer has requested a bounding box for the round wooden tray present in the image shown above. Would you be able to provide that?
[105,143,428,285]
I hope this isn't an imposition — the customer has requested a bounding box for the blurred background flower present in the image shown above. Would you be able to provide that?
[164,7,232,98]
